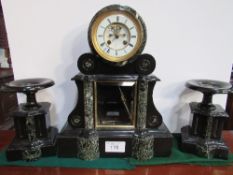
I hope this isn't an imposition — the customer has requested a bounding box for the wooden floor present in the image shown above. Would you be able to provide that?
[0,130,233,175]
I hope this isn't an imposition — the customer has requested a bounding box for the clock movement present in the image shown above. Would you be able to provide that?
[57,5,172,160]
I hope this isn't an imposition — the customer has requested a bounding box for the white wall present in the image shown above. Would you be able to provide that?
[2,0,233,132]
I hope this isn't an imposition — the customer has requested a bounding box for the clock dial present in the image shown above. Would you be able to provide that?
[96,15,138,58]
[88,5,146,63]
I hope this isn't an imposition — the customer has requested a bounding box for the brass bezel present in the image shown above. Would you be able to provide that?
[88,5,146,63]
[94,80,137,129]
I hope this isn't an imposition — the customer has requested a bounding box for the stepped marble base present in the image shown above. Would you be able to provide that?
[181,126,228,159]
[57,122,172,159]
[6,127,57,161]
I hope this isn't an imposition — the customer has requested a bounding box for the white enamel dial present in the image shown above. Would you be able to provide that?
[96,15,138,58]
[89,5,146,63]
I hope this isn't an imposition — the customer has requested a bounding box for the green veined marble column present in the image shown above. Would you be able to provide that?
[78,77,99,160]
[133,77,154,160]
[136,77,148,129]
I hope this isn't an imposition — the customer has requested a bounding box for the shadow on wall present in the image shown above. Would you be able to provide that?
[171,88,203,133]
[54,25,90,130]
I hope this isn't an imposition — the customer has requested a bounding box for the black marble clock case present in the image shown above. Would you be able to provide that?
[78,53,156,75]
[57,54,173,160]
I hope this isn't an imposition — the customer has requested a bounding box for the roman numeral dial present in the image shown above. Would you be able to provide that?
[88,5,146,63]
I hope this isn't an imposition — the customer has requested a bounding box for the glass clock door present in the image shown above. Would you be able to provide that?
[94,81,137,129]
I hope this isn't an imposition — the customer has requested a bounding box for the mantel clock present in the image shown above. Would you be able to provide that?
[57,5,172,161]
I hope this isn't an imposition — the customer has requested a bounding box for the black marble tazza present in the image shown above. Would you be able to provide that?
[181,79,233,159]
[1,78,57,161]
[5,78,54,92]
[4,78,54,108]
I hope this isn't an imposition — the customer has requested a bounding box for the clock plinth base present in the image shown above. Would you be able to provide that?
[6,127,57,161]
[57,123,172,158]
[181,126,228,159]
[58,73,172,160]
[6,102,58,161]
